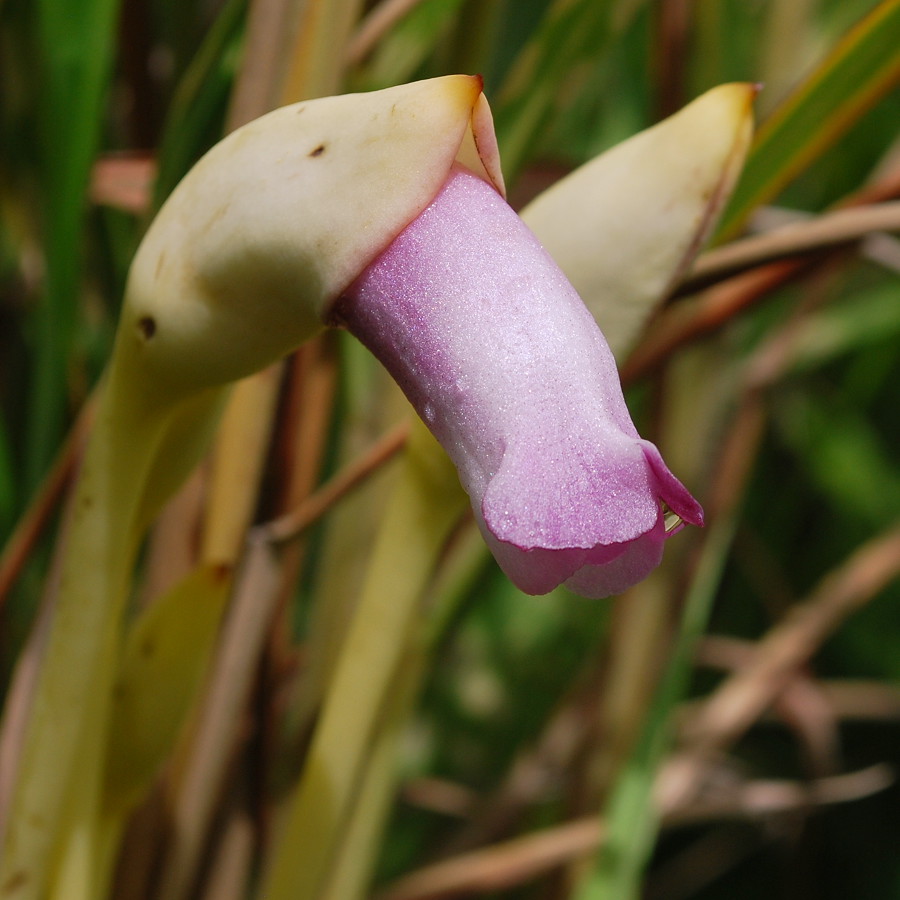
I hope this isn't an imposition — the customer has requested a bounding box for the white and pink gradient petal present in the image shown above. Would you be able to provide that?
[335,163,702,597]
[562,515,668,599]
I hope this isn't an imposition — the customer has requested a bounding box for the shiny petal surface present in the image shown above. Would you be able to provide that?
[337,165,702,597]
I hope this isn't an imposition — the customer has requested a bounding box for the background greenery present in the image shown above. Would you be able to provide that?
[1,0,899,898]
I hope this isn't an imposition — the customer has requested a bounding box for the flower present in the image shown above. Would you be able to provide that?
[333,164,703,598]
[120,75,751,596]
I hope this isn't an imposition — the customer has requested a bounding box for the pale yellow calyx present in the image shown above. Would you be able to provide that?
[124,74,502,398]
[522,83,756,360]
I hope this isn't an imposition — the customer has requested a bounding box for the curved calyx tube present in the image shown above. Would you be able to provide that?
[121,74,502,400]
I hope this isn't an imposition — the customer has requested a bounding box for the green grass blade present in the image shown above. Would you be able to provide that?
[492,0,649,180]
[787,282,900,371]
[26,0,120,489]
[574,516,738,900]
[352,0,468,91]
[152,0,246,207]
[775,391,900,527]
[717,0,900,240]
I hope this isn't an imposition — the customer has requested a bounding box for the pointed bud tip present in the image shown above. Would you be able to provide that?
[695,82,759,127]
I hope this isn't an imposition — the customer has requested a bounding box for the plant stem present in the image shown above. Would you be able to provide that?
[261,419,466,899]
[0,362,222,899]
[0,384,152,899]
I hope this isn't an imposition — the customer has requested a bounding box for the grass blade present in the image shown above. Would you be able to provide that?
[492,0,649,180]
[26,0,120,488]
[717,0,900,240]
[574,516,738,900]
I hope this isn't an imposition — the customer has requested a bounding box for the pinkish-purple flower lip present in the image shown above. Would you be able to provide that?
[334,163,703,598]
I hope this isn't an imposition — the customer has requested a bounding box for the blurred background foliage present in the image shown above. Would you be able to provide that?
[1,0,900,898]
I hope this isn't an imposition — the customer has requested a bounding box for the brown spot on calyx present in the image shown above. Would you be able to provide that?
[138,316,157,340]
[203,203,231,233]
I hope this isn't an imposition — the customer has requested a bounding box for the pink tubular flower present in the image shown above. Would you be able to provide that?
[333,164,704,598]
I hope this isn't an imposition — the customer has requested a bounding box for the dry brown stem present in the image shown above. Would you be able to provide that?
[623,164,900,383]
[264,420,410,544]
[0,398,93,608]
[377,765,892,900]
[660,524,900,811]
[682,201,900,293]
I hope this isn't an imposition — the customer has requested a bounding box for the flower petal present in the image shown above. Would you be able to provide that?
[480,427,662,550]
[563,514,668,599]
[339,163,703,597]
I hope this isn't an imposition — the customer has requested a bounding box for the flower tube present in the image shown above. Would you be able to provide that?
[333,164,703,598]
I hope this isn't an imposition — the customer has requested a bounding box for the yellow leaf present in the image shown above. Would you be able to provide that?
[104,564,232,811]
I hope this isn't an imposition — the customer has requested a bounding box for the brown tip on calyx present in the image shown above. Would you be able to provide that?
[744,82,764,111]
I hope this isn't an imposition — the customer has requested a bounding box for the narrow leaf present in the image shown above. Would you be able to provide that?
[717,0,900,240]
[104,564,233,810]
[492,0,649,180]
[27,0,120,487]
